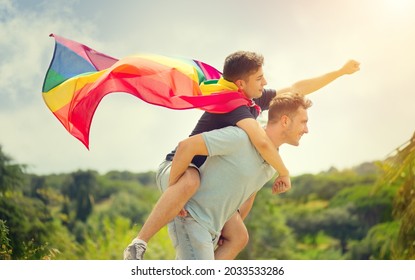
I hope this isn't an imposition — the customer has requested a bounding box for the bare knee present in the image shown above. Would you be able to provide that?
[237,228,249,250]
[225,225,249,250]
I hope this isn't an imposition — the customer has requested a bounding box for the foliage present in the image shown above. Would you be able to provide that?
[287,166,377,203]
[0,146,25,193]
[1,132,413,260]
[240,189,296,259]
[0,219,12,259]
[376,132,415,259]
[61,170,98,223]
[346,221,400,260]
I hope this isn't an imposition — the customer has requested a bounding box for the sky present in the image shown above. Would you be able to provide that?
[0,0,414,176]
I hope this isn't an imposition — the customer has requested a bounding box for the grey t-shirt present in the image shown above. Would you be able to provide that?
[185,126,275,236]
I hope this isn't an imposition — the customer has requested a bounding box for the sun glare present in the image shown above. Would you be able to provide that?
[383,0,414,14]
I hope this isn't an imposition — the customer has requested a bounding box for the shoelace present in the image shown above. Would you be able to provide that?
[134,242,146,259]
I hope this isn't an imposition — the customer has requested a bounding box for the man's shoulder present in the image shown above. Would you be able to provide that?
[206,125,247,137]
[202,126,249,146]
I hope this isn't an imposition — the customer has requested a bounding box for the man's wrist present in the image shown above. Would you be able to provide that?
[278,170,290,177]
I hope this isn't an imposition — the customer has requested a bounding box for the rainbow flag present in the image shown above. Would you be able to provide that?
[42,34,253,149]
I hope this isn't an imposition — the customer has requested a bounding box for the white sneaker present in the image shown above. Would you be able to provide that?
[123,238,147,260]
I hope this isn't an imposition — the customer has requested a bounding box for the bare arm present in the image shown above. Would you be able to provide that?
[169,119,291,190]
[236,118,289,177]
[168,135,208,186]
[277,59,360,96]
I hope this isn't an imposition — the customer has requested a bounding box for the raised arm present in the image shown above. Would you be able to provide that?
[168,134,208,186]
[236,118,291,189]
[276,59,360,96]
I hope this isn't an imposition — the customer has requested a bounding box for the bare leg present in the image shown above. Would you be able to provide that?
[137,167,200,242]
[214,193,257,259]
[214,211,249,260]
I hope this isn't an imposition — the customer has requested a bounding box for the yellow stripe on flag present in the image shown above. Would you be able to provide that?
[133,54,200,85]
[42,71,106,112]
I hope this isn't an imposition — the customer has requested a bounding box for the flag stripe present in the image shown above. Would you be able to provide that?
[43,71,106,112]
[42,34,251,149]
[52,34,118,70]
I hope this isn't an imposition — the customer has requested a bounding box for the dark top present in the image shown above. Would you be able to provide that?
[165,89,277,167]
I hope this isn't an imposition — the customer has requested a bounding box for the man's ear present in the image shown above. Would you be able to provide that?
[235,79,244,89]
[281,115,290,127]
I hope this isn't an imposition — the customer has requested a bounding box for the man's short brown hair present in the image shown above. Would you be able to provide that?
[222,51,264,82]
[268,93,313,123]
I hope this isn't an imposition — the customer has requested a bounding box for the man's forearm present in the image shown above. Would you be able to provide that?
[168,135,208,186]
[169,144,194,186]
[256,138,289,176]
[277,59,360,96]
[288,69,344,96]
[236,118,289,176]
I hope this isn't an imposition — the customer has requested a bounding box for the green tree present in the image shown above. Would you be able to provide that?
[285,205,325,244]
[330,184,397,233]
[62,170,98,223]
[0,145,25,194]
[0,146,53,259]
[286,203,360,255]
[0,219,12,259]
[319,205,360,254]
[347,221,400,260]
[288,169,377,203]
[240,189,296,259]
[378,131,415,259]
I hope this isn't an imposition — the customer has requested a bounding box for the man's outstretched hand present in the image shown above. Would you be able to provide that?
[341,59,360,75]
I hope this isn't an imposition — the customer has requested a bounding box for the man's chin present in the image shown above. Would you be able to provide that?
[287,141,300,147]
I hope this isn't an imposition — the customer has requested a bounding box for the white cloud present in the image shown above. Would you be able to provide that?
[1,0,415,175]
[0,0,98,109]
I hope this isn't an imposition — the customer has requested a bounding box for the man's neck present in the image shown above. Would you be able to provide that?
[264,124,283,148]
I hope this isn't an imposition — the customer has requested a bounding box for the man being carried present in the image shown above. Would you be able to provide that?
[124,52,359,260]
[155,93,312,259]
